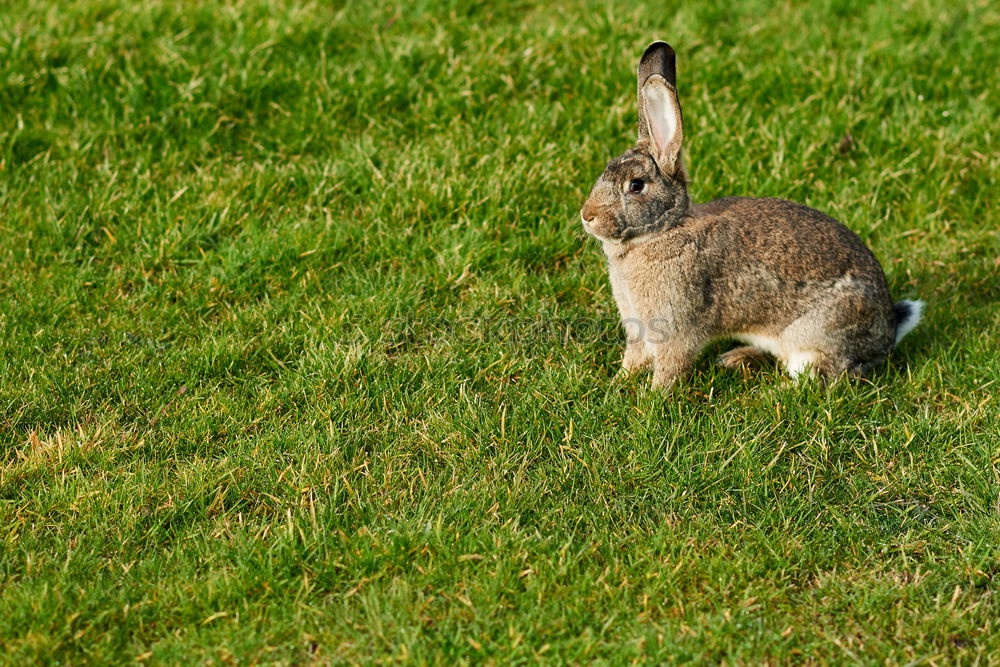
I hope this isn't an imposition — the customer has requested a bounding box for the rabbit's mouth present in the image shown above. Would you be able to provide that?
[581,211,623,241]
[583,212,661,244]
[582,219,616,241]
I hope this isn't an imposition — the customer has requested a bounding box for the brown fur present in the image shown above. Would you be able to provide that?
[581,42,920,388]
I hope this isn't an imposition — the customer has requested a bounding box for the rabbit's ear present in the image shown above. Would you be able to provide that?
[637,41,676,89]
[637,42,683,177]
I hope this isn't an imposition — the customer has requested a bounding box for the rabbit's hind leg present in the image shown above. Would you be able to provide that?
[778,299,892,382]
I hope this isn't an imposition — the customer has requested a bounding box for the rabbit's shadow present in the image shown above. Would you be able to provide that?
[607,336,934,403]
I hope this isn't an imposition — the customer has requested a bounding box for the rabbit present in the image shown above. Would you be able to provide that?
[580,41,924,389]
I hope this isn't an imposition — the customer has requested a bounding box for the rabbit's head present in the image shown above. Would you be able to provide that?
[581,42,690,242]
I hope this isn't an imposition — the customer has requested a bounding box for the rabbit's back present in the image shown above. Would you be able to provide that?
[637,196,896,341]
[691,196,887,285]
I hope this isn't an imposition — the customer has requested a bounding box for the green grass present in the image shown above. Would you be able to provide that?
[1,0,998,663]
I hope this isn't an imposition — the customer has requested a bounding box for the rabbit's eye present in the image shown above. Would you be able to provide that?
[627,178,645,194]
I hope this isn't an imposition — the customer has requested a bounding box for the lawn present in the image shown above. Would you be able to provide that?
[1,0,998,663]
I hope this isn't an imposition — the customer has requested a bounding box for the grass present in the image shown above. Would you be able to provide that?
[1,0,998,662]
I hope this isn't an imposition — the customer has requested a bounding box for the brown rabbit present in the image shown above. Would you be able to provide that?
[581,41,923,389]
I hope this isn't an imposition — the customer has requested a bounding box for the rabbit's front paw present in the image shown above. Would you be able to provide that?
[650,345,697,390]
[619,344,651,376]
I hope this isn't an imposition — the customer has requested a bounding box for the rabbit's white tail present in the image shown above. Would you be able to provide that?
[893,300,925,345]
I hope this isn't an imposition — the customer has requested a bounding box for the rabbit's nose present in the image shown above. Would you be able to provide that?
[581,205,597,222]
